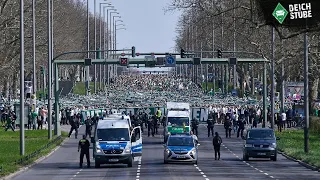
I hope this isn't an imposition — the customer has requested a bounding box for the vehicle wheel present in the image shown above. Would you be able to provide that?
[271,155,277,161]
[243,154,249,161]
[95,161,100,168]
[128,156,133,167]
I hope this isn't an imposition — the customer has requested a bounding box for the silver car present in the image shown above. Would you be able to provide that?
[163,134,199,164]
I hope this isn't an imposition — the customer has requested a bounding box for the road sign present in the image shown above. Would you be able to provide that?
[145,56,156,67]
[272,3,288,24]
[165,55,176,67]
[156,57,165,65]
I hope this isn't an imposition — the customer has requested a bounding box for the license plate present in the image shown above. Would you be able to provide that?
[176,155,185,158]
[109,159,119,162]
[257,153,266,156]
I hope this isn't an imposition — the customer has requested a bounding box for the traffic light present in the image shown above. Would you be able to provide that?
[120,57,128,66]
[96,48,101,59]
[180,48,186,58]
[132,46,136,57]
[217,49,222,58]
[84,58,92,66]
[40,66,45,74]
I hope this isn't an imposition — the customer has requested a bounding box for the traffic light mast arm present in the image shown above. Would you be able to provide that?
[52,49,132,61]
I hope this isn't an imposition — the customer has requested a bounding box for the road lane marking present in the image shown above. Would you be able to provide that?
[136,158,142,180]
[222,143,281,179]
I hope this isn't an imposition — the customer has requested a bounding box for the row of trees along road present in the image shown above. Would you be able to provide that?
[0,0,110,99]
[169,0,320,105]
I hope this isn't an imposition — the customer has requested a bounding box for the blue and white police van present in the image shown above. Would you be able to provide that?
[91,117,142,168]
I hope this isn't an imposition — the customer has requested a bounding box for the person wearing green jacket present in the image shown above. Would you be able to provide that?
[5,116,14,131]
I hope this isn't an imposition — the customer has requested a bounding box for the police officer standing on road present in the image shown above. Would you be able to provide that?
[207,118,214,137]
[191,118,199,136]
[224,116,232,138]
[85,117,92,138]
[78,135,90,168]
[147,116,155,137]
[212,132,222,160]
[237,119,245,138]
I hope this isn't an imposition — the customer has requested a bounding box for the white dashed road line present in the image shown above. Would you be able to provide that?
[223,145,277,179]
[136,158,142,180]
[70,168,83,180]
[194,164,210,180]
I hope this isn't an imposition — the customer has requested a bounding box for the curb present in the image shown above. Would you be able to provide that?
[1,136,70,180]
[278,151,320,172]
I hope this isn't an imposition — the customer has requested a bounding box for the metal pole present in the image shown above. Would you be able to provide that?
[94,0,97,94]
[20,0,25,156]
[221,13,224,94]
[104,10,107,89]
[86,0,90,95]
[99,4,102,90]
[303,29,309,153]
[54,63,60,136]
[212,0,215,92]
[43,69,46,104]
[32,0,36,94]
[280,37,285,113]
[51,0,54,98]
[233,0,236,90]
[114,23,117,79]
[47,0,52,140]
[270,27,275,129]
[263,62,267,128]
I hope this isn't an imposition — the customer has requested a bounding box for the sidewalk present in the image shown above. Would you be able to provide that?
[9,124,72,133]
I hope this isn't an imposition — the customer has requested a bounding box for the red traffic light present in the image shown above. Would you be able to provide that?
[136,52,140,56]
[121,53,125,56]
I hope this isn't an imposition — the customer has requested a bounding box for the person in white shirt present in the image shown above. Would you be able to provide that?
[280,111,286,132]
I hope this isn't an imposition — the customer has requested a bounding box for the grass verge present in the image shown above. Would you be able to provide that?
[276,129,320,168]
[0,129,68,177]
[73,82,103,95]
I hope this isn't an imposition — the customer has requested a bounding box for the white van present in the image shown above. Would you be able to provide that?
[91,120,142,168]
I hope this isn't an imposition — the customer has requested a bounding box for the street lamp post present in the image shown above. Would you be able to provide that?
[32,0,36,95]
[104,9,117,88]
[47,0,53,140]
[86,0,90,96]
[20,0,25,155]
[108,12,119,85]
[99,3,112,90]
[111,16,120,80]
[114,21,125,78]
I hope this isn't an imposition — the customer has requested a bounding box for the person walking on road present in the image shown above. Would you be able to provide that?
[207,118,214,137]
[78,135,90,168]
[212,132,222,160]
[224,117,232,138]
[85,117,92,138]
[68,118,79,139]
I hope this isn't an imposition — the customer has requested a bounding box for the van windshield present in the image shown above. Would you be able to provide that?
[97,128,130,141]
[247,130,275,140]
[168,117,189,126]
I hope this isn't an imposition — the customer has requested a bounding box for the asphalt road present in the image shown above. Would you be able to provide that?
[9,124,320,180]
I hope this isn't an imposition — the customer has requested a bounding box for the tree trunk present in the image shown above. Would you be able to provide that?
[310,78,319,108]
[12,73,18,99]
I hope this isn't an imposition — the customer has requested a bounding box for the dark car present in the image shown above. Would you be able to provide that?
[242,128,280,161]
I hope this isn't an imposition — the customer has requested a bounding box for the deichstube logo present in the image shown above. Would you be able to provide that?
[272,2,312,24]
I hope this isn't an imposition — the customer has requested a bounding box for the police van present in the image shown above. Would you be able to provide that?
[103,113,132,127]
[164,102,191,142]
[91,117,142,168]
